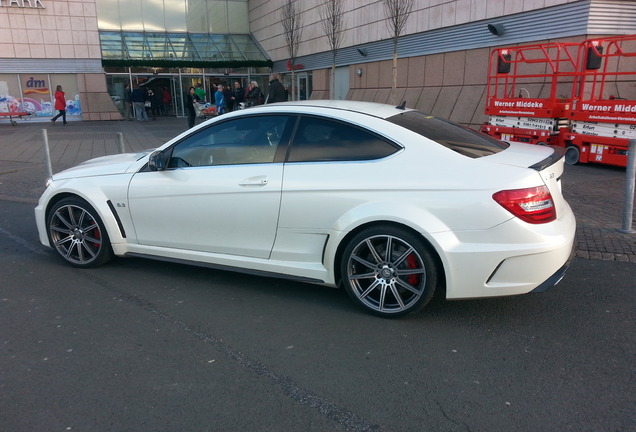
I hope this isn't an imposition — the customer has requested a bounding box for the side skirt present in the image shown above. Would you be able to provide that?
[124,252,326,284]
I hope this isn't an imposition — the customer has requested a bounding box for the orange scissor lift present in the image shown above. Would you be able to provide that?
[481,35,636,167]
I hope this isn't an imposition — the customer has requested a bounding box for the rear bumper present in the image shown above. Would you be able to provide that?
[437,203,576,299]
[531,246,575,293]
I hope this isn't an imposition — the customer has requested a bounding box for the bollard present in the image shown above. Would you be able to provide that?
[42,129,53,178]
[117,132,126,153]
[619,139,635,234]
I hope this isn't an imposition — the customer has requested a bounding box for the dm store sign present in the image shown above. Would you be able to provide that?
[18,75,53,116]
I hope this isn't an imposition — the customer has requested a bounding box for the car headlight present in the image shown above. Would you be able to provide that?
[45,177,53,188]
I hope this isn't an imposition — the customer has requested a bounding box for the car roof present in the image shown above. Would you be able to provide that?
[256,100,415,119]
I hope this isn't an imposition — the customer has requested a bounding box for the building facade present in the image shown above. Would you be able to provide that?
[0,0,270,121]
[1,0,112,120]
[252,0,636,129]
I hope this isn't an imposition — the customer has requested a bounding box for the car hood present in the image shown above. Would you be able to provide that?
[483,141,561,168]
[51,151,152,180]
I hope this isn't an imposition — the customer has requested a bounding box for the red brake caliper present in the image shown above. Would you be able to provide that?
[407,253,419,285]
[93,225,101,248]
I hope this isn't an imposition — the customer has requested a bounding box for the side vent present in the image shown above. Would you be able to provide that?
[107,200,127,238]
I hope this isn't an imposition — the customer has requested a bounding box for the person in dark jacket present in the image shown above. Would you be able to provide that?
[131,84,148,121]
[223,84,234,112]
[185,86,197,128]
[123,83,133,120]
[245,81,262,107]
[266,73,287,103]
[231,81,244,110]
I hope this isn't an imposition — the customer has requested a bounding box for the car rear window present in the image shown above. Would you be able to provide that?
[386,111,508,158]
[287,116,400,162]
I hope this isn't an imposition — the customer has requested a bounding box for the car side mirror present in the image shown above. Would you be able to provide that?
[148,150,167,171]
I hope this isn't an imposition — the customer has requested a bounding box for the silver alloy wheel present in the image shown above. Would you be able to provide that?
[49,203,105,265]
[346,234,427,315]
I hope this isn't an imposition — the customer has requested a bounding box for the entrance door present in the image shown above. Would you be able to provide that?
[296,73,310,100]
[335,67,349,100]
[171,77,183,117]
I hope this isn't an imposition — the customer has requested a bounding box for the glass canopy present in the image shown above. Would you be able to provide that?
[100,32,270,65]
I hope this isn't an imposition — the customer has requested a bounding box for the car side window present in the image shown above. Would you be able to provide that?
[287,116,400,163]
[168,115,290,168]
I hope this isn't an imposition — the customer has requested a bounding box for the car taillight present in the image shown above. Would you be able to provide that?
[492,185,556,224]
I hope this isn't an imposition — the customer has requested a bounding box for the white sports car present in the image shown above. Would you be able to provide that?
[35,100,575,317]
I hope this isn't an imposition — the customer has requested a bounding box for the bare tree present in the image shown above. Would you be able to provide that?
[320,0,345,100]
[383,0,414,105]
[282,0,303,101]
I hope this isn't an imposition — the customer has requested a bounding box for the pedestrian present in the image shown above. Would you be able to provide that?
[151,88,163,119]
[50,85,67,125]
[232,81,244,110]
[186,86,197,128]
[162,87,171,115]
[215,85,225,115]
[266,73,286,103]
[246,81,262,107]
[223,84,234,112]
[195,83,206,102]
[144,88,154,119]
[123,82,133,120]
[131,84,148,121]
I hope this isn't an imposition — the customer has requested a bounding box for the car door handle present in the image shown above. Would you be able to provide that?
[239,176,269,186]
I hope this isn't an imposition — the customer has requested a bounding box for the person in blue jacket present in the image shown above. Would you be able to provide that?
[215,84,226,115]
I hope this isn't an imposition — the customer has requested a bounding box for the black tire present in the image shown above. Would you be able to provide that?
[565,145,580,165]
[340,225,438,317]
[46,197,113,267]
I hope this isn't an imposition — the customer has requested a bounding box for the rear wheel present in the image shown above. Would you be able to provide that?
[340,226,438,317]
[47,197,113,267]
[565,145,580,165]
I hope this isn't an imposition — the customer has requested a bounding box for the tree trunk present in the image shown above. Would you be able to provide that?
[291,69,296,101]
[331,63,336,99]
[392,51,398,105]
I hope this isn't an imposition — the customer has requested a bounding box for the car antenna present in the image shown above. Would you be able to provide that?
[396,101,407,110]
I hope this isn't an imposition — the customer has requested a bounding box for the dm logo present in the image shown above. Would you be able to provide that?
[23,76,49,96]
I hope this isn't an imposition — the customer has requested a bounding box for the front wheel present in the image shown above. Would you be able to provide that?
[47,197,113,267]
[340,226,438,317]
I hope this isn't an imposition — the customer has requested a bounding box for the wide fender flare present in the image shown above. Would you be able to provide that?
[323,200,456,277]
[44,178,129,245]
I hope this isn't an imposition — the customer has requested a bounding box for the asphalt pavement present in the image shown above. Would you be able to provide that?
[0,115,634,431]
[0,114,635,261]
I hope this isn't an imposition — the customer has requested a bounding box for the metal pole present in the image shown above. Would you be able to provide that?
[42,129,53,177]
[619,139,636,234]
[117,132,125,153]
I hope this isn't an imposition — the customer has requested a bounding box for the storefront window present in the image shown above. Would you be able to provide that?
[0,74,81,119]
[106,75,132,117]
[48,75,82,118]
[0,74,23,116]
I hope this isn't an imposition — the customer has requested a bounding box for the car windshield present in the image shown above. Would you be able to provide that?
[386,111,508,158]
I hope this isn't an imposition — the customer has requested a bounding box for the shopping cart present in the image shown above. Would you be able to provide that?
[194,102,217,120]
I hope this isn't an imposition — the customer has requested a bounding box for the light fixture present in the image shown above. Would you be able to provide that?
[356,68,363,77]
[487,23,505,36]
[357,48,368,57]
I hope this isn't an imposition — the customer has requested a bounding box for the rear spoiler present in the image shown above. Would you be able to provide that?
[529,146,566,171]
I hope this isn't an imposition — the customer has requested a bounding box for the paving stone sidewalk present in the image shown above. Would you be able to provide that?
[1,116,634,262]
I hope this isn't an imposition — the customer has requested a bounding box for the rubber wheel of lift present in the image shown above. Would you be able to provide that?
[565,146,580,165]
